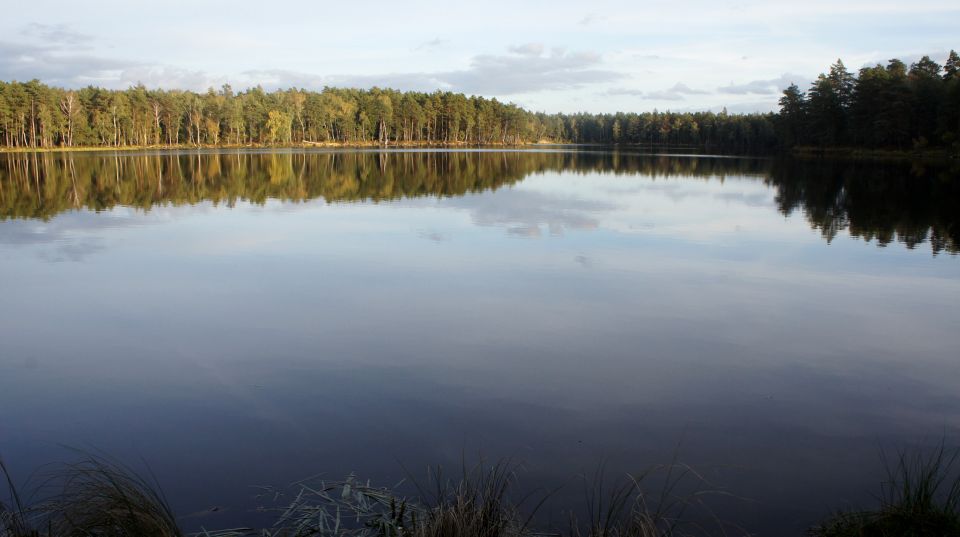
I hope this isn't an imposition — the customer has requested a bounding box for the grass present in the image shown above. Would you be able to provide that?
[1,458,38,537]
[242,457,731,537]
[44,455,183,537]
[5,445,959,537]
[811,443,960,537]
[2,454,729,537]
[246,461,534,537]
[570,461,737,537]
[2,454,182,537]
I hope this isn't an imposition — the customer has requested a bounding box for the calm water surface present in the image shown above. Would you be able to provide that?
[1,149,959,534]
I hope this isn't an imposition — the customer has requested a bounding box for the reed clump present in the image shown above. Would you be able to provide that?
[245,459,726,537]
[2,454,181,537]
[1,459,40,537]
[811,443,960,537]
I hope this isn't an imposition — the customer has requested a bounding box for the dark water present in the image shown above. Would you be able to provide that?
[1,149,959,535]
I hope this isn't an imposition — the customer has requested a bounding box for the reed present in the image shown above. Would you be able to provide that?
[811,442,960,537]
[1,458,44,537]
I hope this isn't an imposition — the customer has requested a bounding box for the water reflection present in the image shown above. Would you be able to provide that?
[2,150,957,254]
[0,150,959,536]
[768,158,960,254]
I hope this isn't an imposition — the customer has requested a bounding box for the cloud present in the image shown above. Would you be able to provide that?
[446,47,622,94]
[116,65,227,91]
[508,43,545,57]
[1,34,625,95]
[0,40,230,90]
[20,23,92,45]
[415,38,448,51]
[246,45,624,95]
[717,73,807,95]
[645,82,711,101]
[578,14,601,26]
[605,87,645,96]
[0,41,132,85]
[1,32,621,96]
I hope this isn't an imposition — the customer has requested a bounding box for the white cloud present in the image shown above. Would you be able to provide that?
[605,87,645,96]
[415,38,449,51]
[645,83,712,101]
[20,23,92,45]
[508,43,545,57]
[0,41,131,85]
[717,74,808,95]
[233,46,625,95]
[0,34,623,96]
[578,13,602,26]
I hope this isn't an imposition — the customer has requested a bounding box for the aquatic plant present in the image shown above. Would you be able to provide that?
[2,453,730,537]
[247,461,538,537]
[43,454,182,537]
[811,442,960,537]
[3,454,183,537]
[1,458,44,537]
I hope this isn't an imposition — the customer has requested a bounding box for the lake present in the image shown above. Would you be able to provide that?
[1,149,958,535]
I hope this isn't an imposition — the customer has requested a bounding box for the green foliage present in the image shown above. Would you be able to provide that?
[266,110,293,144]
[0,81,779,152]
[779,51,960,150]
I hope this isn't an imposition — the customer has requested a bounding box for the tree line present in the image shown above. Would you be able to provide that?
[778,51,960,150]
[0,49,956,153]
[0,82,777,152]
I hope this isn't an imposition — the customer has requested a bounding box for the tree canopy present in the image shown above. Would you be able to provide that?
[0,82,775,152]
[776,51,960,150]
[1,49,957,153]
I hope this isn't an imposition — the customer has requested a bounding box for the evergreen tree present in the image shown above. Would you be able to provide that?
[777,83,806,146]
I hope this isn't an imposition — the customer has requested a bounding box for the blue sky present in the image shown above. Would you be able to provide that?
[2,0,958,113]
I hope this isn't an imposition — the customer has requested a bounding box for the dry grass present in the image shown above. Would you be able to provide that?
[2,454,181,537]
[243,458,734,537]
[43,455,182,537]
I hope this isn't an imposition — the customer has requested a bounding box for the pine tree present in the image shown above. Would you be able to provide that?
[777,83,806,146]
[944,50,960,81]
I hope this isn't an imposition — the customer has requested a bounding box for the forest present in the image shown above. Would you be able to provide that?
[0,51,957,153]
[778,52,960,150]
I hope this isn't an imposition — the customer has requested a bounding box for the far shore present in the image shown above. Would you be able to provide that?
[790,145,959,161]
[0,140,551,154]
[1,142,957,161]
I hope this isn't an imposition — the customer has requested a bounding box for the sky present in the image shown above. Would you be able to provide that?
[1,0,958,113]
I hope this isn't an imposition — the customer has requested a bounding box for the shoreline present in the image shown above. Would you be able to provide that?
[1,142,957,162]
[2,447,957,537]
[789,145,959,161]
[0,141,549,154]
